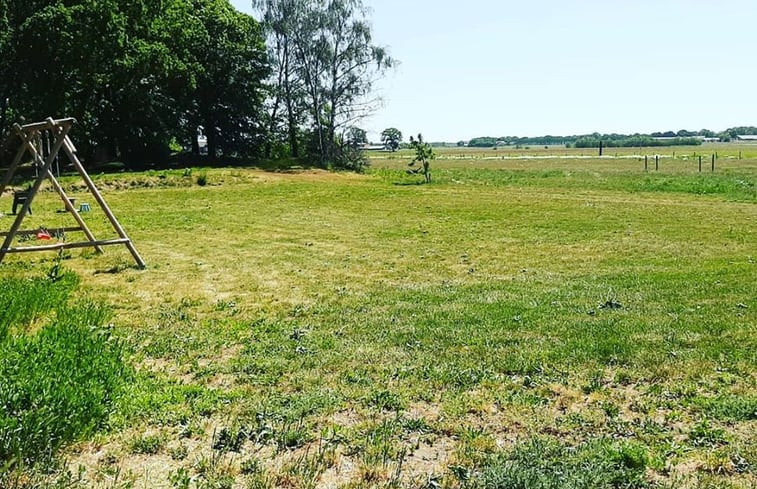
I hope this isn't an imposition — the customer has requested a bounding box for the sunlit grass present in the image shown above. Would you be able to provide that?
[0,152,754,487]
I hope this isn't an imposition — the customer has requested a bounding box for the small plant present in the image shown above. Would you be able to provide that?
[240,457,263,475]
[689,419,729,447]
[366,390,404,412]
[169,443,189,461]
[408,133,435,183]
[196,173,208,186]
[47,249,65,283]
[128,433,165,455]
[169,467,192,489]
[212,426,247,452]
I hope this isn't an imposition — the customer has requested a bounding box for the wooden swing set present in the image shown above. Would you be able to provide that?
[0,117,145,268]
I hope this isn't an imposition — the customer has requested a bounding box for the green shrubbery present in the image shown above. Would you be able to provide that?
[0,274,127,470]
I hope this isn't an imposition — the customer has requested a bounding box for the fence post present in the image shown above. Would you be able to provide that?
[711,154,715,172]
[699,156,702,172]
[644,155,648,172]
[655,155,659,171]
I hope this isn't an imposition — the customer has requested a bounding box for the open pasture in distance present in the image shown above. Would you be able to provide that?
[397,142,757,161]
[0,150,755,488]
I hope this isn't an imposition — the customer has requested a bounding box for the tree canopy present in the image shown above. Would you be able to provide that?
[381,128,402,151]
[254,0,393,169]
[0,0,269,165]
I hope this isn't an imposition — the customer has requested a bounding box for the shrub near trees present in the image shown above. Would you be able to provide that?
[0,0,269,166]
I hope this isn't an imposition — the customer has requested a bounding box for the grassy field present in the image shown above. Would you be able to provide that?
[0,148,755,488]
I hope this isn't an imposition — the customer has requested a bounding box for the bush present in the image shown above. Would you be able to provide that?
[0,278,127,469]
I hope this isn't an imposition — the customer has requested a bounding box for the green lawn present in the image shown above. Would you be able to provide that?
[0,153,755,488]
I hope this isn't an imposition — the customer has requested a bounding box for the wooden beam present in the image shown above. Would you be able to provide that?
[18,118,76,133]
[1,118,145,269]
[21,136,104,254]
[62,138,146,269]
[0,128,28,197]
[2,238,130,253]
[0,123,71,265]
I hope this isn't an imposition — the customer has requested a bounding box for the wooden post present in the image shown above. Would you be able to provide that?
[644,156,648,171]
[62,137,146,269]
[0,120,71,264]
[739,151,742,160]
[599,140,603,157]
[711,154,715,172]
[655,155,659,171]
[1,118,145,268]
[0,131,29,197]
[699,156,702,172]
[20,135,104,254]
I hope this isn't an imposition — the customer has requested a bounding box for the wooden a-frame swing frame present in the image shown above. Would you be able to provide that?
[0,117,145,268]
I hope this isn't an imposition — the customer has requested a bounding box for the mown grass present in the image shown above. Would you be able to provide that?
[0,152,754,488]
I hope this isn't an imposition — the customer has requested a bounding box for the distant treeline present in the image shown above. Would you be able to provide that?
[466,127,757,148]
[574,137,701,148]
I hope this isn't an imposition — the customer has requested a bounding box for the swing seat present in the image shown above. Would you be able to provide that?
[12,191,31,215]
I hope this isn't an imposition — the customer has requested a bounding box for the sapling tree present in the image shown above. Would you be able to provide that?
[408,133,434,183]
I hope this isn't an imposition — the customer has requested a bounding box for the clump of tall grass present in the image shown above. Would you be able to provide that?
[0,272,77,341]
[0,274,127,471]
[476,437,651,489]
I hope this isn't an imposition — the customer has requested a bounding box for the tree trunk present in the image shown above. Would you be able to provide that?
[284,46,299,158]
[206,121,217,160]
[308,83,325,166]
[191,131,199,155]
[265,36,285,159]
[0,95,7,137]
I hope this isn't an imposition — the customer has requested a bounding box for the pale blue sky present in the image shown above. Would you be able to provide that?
[231,0,757,142]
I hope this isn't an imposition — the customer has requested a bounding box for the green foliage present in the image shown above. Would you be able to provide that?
[255,0,392,169]
[408,133,435,183]
[574,136,702,148]
[381,127,402,151]
[346,127,367,148]
[183,0,270,159]
[466,131,723,148]
[0,270,78,341]
[128,433,166,455]
[0,0,269,164]
[701,396,757,422]
[0,287,126,469]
